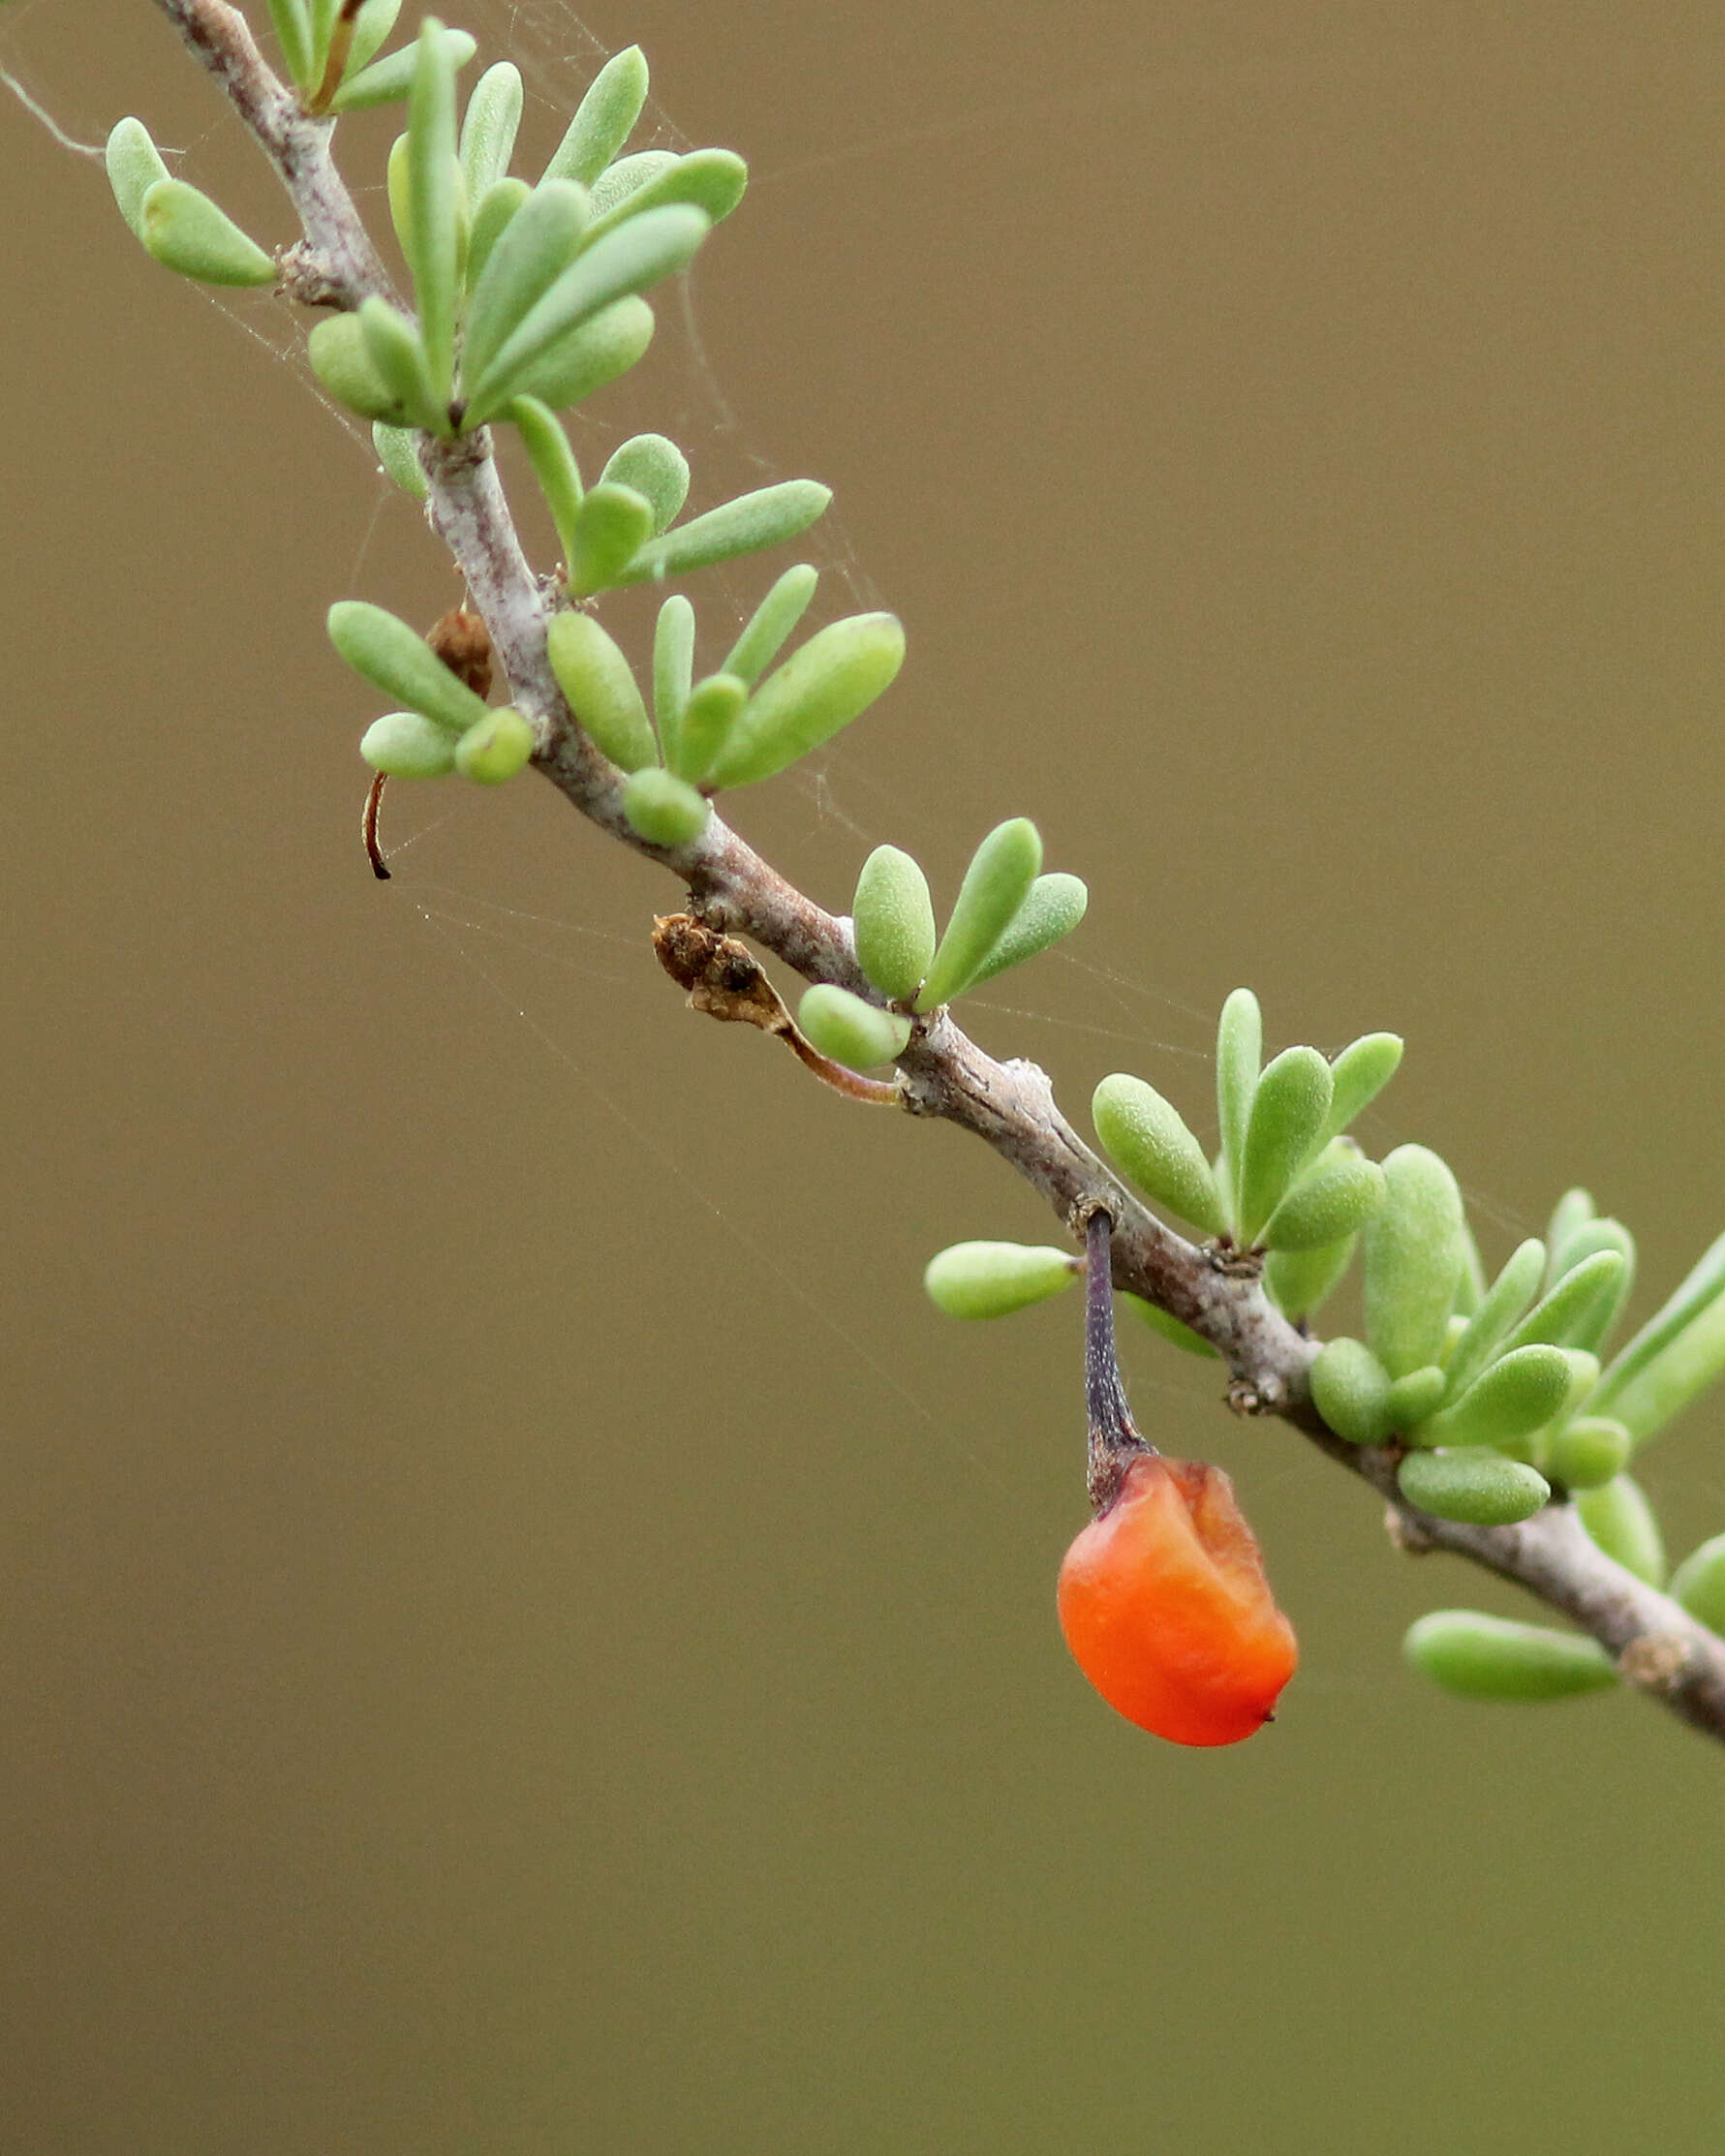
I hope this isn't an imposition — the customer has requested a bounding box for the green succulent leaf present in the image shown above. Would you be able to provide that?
[454,707,536,784]
[651,595,696,771]
[507,394,583,564]
[622,766,710,847]
[1542,1217,1635,1351]
[459,178,591,399]
[1385,1365,1448,1432]
[356,295,447,433]
[1576,1475,1666,1586]
[505,293,657,411]
[462,203,711,427]
[1263,1235,1357,1323]
[722,565,820,689]
[924,1242,1078,1321]
[1669,1533,1725,1634]
[566,482,656,598]
[582,146,749,246]
[1258,1138,1384,1253]
[588,149,679,218]
[139,179,275,286]
[346,0,402,77]
[961,873,1089,990]
[1421,1342,1575,1451]
[705,614,905,790]
[544,610,656,772]
[405,17,461,402]
[1091,1073,1226,1240]
[1309,1336,1393,1446]
[797,985,911,1071]
[1500,1248,1627,1359]
[1123,1295,1220,1359]
[309,313,414,424]
[1214,988,1262,1228]
[542,45,650,187]
[264,1,314,89]
[359,709,458,778]
[1591,1227,1725,1443]
[371,421,427,498]
[1404,1612,1617,1703]
[853,846,938,1004]
[466,175,530,292]
[1442,1238,1546,1406]
[105,117,172,239]
[1398,1449,1551,1526]
[1362,1144,1465,1378]
[1546,1416,1632,1491]
[328,600,490,732]
[912,818,1042,1012]
[669,673,748,785]
[1323,1031,1403,1141]
[459,61,524,199]
[327,24,476,110]
[1544,1188,1596,1275]
[598,434,691,536]
[624,479,832,583]
[1236,1046,1333,1247]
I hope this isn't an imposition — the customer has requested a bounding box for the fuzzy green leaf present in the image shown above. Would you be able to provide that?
[599,434,691,536]
[1398,1450,1551,1526]
[1404,1612,1617,1702]
[106,117,172,240]
[507,394,583,563]
[1591,1233,1725,1443]
[910,818,1041,1012]
[327,25,476,110]
[359,710,458,778]
[1264,1236,1357,1323]
[1323,1031,1403,1140]
[264,1,314,89]
[505,294,656,411]
[1542,1218,1635,1351]
[356,295,446,433]
[1091,1073,1226,1239]
[1669,1533,1725,1634]
[566,482,655,598]
[1576,1475,1666,1586]
[721,565,820,688]
[542,45,649,187]
[1214,988,1261,1227]
[458,178,590,399]
[853,846,937,1003]
[622,766,710,847]
[1236,1046,1333,1246]
[669,672,748,784]
[371,422,427,498]
[1422,1343,1577,1451]
[582,147,749,246]
[466,176,530,292]
[1546,1416,1632,1491]
[1500,1248,1627,1359]
[1385,1365,1448,1432]
[544,610,656,772]
[624,480,833,583]
[454,707,536,784]
[705,614,905,790]
[797,985,911,1071]
[1259,1139,1384,1252]
[405,18,460,400]
[925,1243,1078,1321]
[1362,1144,1465,1379]
[309,313,414,424]
[328,600,490,732]
[459,61,523,199]
[651,596,695,772]
[962,873,1089,990]
[1309,1336,1393,1446]
[588,149,679,219]
[1442,1238,1546,1406]
[139,179,275,287]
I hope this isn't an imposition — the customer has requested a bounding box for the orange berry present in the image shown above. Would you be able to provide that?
[1058,1452,1298,1746]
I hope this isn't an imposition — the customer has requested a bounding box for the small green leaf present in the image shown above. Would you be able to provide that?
[405,17,460,401]
[1363,1144,1465,1378]
[1385,1365,1448,1432]
[1404,1612,1617,1702]
[567,482,656,598]
[1669,1532,1725,1634]
[1546,1416,1631,1491]
[1090,1074,1226,1239]
[715,568,818,692]
[1442,1238,1546,1405]
[459,178,590,398]
[1309,1336,1393,1446]
[356,295,447,433]
[651,596,695,771]
[467,175,530,292]
[598,434,690,536]
[328,25,476,110]
[1542,1217,1635,1350]
[460,61,523,199]
[507,394,583,565]
[1264,1236,1356,1323]
[1591,1226,1725,1437]
[853,846,937,1003]
[588,148,679,218]
[505,294,656,411]
[462,203,711,427]
[962,873,1089,990]
[925,1242,1078,1321]
[1545,1187,1596,1276]
[582,147,749,245]
[912,818,1042,1012]
[1422,1343,1575,1451]
[105,117,171,239]
[309,312,414,424]
[1576,1475,1666,1586]
[1236,1046,1333,1247]
[1398,1450,1551,1525]
[797,985,911,1071]
[1123,1295,1220,1358]
[544,610,656,771]
[624,479,832,583]
[542,45,649,187]
[1323,1031,1403,1141]
[139,179,275,287]
[264,1,313,90]
[454,707,536,784]
[705,613,905,790]
[670,673,748,785]
[622,766,710,847]
[328,600,489,732]
[359,710,457,776]
[372,422,427,498]
[1500,1248,1627,1358]
[346,0,402,77]
[1259,1139,1385,1252]
[1215,988,1262,1229]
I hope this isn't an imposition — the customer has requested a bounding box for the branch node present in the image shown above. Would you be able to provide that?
[1618,1631,1690,1693]
[1384,1504,1437,1555]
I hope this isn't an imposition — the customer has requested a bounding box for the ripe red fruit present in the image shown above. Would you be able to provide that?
[1058,1451,1298,1746]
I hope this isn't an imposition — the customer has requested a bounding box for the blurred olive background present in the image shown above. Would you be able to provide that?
[5,2,1725,2149]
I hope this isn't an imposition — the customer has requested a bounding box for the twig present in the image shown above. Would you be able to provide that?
[149,0,1725,1745]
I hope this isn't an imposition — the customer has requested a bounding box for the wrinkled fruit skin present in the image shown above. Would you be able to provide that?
[1058,1454,1298,1746]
